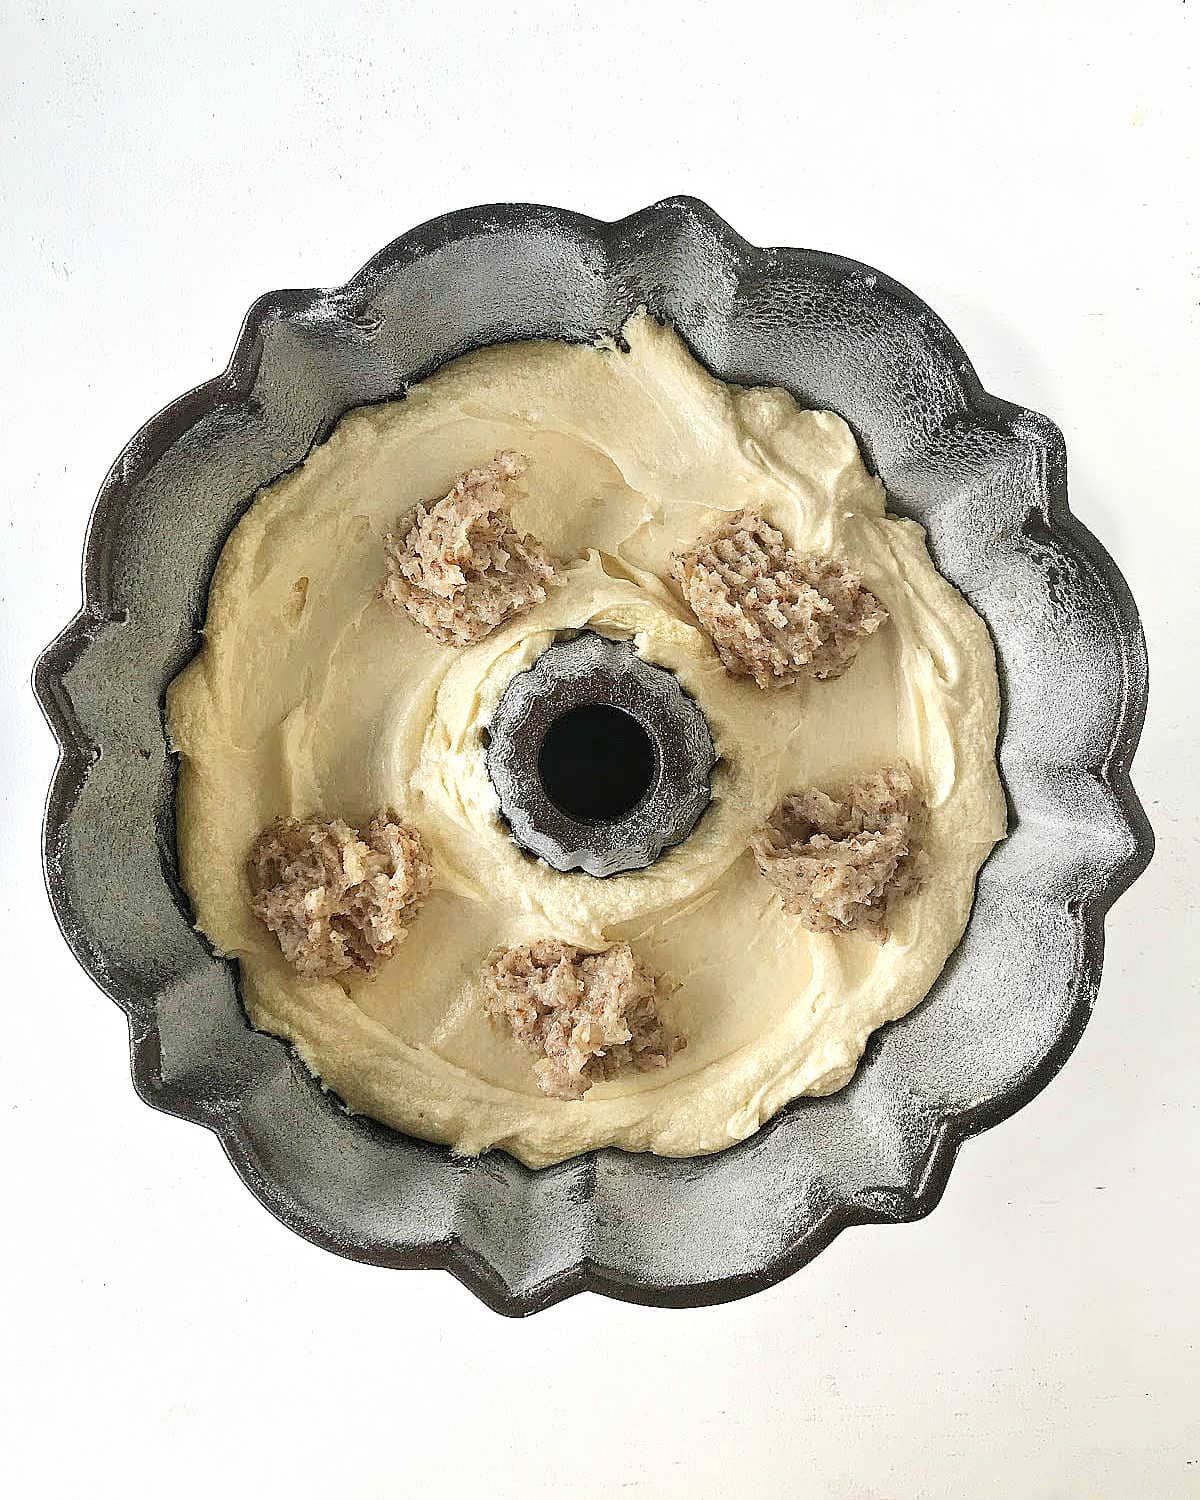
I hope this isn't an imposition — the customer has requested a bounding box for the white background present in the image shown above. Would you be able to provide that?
[2,3,1196,1496]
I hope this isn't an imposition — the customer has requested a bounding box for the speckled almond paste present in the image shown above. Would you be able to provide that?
[167,314,1006,1168]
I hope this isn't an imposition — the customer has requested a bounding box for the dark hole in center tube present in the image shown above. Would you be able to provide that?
[537,704,656,824]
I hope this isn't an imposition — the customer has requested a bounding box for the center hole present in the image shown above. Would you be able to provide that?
[537,704,656,824]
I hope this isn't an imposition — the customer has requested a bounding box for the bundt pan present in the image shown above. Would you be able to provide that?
[35,198,1152,1315]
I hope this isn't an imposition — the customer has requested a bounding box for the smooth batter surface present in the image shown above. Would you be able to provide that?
[167,314,1006,1168]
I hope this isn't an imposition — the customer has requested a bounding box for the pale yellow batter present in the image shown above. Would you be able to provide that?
[167,314,1006,1168]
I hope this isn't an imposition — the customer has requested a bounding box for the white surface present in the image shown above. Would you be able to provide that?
[2,2,1197,1496]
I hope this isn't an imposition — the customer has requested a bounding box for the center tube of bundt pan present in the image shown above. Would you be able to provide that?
[484,633,717,877]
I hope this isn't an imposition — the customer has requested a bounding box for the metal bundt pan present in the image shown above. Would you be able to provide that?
[34,198,1152,1315]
